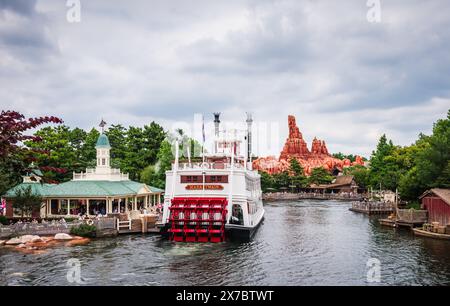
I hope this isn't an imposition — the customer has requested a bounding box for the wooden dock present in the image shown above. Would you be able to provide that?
[379,209,428,229]
[379,218,396,227]
[115,213,161,235]
[349,202,394,215]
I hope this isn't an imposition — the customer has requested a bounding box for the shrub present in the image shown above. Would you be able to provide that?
[406,201,421,210]
[70,223,97,238]
[0,215,9,225]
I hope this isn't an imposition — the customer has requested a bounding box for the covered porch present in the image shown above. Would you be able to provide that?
[41,193,162,218]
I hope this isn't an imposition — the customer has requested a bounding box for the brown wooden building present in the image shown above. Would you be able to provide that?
[420,188,450,226]
[310,175,359,194]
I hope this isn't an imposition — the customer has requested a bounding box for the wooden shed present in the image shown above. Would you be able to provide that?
[419,188,450,226]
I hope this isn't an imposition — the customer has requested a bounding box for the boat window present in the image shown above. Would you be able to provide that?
[231,204,244,225]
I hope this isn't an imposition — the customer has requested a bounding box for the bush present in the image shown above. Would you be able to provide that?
[0,215,9,225]
[70,223,97,238]
[406,201,421,210]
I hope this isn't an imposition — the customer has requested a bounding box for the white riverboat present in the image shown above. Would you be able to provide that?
[161,113,265,242]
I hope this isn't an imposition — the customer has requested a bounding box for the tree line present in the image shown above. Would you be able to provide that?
[1,110,449,202]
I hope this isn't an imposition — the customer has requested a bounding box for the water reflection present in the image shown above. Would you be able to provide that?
[0,200,449,285]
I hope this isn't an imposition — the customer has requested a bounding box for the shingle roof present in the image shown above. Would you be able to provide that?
[333,175,355,186]
[420,188,450,206]
[310,175,356,189]
[4,182,55,197]
[4,180,163,198]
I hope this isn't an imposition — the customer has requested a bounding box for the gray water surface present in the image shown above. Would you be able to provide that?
[1,200,450,286]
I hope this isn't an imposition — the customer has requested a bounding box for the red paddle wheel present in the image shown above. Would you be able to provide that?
[168,197,228,243]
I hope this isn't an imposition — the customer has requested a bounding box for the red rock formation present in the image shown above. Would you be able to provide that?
[253,115,366,176]
[353,155,365,166]
[279,115,310,160]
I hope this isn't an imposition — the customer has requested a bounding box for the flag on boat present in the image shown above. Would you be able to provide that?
[202,114,205,144]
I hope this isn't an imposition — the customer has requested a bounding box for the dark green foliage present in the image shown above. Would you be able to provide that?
[12,185,44,217]
[70,223,97,238]
[344,165,369,189]
[260,171,276,192]
[0,215,9,225]
[308,167,334,185]
[368,110,450,200]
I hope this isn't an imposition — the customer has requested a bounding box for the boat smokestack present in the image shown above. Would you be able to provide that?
[246,112,253,162]
[213,113,221,137]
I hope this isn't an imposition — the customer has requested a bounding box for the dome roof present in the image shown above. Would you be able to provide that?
[96,134,111,148]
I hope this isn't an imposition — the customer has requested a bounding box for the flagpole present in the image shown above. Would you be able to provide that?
[202,114,206,197]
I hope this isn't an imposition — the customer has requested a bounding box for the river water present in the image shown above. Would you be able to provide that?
[1,200,450,286]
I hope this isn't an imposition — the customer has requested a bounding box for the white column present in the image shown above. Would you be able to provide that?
[86,199,90,216]
[134,196,137,211]
[67,199,71,216]
[144,195,148,209]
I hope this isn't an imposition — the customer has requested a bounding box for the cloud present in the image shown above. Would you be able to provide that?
[0,0,37,16]
[0,0,449,158]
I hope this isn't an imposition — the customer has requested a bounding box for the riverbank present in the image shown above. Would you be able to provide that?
[263,192,363,202]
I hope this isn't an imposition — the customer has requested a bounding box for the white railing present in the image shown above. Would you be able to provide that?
[73,171,129,181]
[174,162,252,171]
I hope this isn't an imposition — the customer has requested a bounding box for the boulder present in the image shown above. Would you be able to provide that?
[6,237,22,245]
[0,240,5,246]
[54,233,73,240]
[19,235,42,244]
[66,237,90,247]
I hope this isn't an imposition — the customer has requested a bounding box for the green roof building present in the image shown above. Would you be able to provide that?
[3,129,164,218]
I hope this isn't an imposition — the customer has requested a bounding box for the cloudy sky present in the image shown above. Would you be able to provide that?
[1,0,449,158]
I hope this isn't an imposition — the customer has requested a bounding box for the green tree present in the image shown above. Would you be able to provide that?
[368,134,396,189]
[26,125,77,182]
[81,128,100,167]
[123,126,146,180]
[141,165,164,190]
[343,165,369,189]
[289,158,308,189]
[333,152,357,162]
[141,140,174,189]
[308,167,334,185]
[13,185,44,217]
[142,122,166,164]
[105,124,127,162]
[273,171,290,190]
[260,171,275,192]
[398,110,450,199]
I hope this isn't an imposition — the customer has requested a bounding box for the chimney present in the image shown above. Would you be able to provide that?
[246,112,253,162]
[213,112,221,137]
